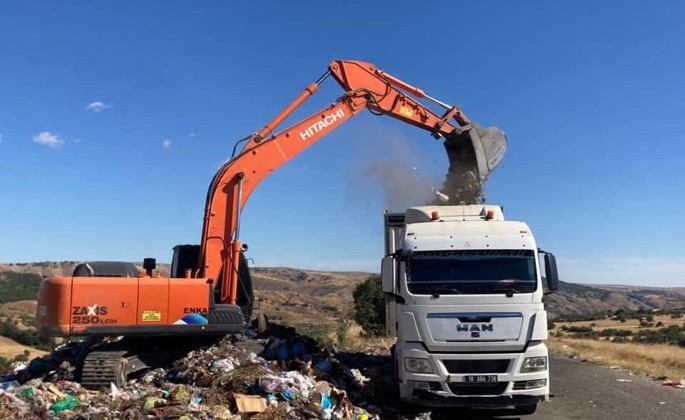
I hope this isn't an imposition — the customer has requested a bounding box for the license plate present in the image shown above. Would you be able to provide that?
[464,375,498,383]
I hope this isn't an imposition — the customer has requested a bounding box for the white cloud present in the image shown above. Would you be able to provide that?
[558,256,685,287]
[188,132,196,138]
[162,138,172,149]
[84,101,110,112]
[0,133,3,142]
[73,138,82,144]
[33,131,65,148]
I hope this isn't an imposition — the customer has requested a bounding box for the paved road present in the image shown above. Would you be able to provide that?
[533,354,684,419]
[429,354,684,419]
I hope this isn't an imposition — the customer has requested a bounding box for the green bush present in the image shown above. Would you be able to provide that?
[0,318,56,351]
[0,271,43,303]
[599,328,633,337]
[0,354,33,370]
[633,325,685,346]
[555,312,606,322]
[353,275,385,336]
[335,319,352,348]
[294,323,332,345]
[564,325,594,333]
[321,304,338,313]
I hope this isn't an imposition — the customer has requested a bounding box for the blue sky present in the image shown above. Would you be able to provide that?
[0,1,683,286]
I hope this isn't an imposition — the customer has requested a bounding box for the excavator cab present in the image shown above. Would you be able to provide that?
[439,123,508,204]
[171,245,254,322]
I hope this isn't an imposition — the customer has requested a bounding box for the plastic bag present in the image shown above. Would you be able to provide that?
[50,395,79,412]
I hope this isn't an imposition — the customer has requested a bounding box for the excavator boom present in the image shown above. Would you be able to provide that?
[198,59,508,305]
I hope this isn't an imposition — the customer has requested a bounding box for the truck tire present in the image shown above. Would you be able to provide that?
[513,403,538,415]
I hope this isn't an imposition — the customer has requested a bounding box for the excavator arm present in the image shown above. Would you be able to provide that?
[198,60,507,304]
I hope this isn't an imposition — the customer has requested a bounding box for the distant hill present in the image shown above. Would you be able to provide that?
[1,262,684,321]
[546,280,685,317]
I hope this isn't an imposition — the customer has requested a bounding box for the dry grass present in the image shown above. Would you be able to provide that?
[555,314,684,332]
[0,336,48,359]
[335,323,394,353]
[549,336,685,380]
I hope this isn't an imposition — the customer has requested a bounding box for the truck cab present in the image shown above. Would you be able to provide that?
[382,205,559,414]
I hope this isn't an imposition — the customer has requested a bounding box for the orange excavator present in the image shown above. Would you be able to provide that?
[35,60,507,387]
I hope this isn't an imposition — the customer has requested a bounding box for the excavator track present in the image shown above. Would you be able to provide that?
[81,350,128,389]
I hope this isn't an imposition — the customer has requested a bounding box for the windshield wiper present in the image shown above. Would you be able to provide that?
[493,288,520,297]
[431,287,462,298]
[409,284,462,296]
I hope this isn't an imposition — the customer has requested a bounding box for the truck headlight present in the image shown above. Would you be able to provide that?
[521,356,547,372]
[404,358,434,374]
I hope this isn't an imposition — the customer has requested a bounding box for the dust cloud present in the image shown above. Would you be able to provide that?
[431,128,490,205]
[348,126,496,210]
[347,132,441,211]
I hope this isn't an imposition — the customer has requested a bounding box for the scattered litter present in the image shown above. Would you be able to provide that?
[109,382,120,399]
[47,383,66,399]
[662,379,685,389]
[21,387,35,398]
[234,393,267,413]
[0,323,391,419]
[616,379,632,383]
[50,394,79,412]
[1,380,19,390]
[350,368,370,385]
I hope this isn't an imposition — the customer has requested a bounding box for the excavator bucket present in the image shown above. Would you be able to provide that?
[438,124,508,204]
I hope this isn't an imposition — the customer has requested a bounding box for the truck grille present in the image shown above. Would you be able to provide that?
[442,359,510,374]
[448,382,509,396]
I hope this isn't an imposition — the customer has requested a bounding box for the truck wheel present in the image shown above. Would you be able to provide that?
[513,403,538,415]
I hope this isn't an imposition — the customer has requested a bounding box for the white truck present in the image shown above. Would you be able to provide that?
[382,204,559,414]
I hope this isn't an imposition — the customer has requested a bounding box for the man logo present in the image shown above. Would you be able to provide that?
[457,324,494,332]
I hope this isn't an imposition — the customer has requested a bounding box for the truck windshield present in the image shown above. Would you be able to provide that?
[406,250,537,295]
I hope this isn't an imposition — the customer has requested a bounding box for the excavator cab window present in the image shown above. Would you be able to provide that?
[72,262,139,277]
[171,244,253,321]
[171,244,201,278]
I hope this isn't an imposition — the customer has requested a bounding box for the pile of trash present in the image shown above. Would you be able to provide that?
[0,325,416,419]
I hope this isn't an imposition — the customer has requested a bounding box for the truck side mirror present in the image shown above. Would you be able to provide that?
[381,256,396,294]
[544,253,559,291]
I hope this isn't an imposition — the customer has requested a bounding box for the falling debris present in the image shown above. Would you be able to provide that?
[433,123,507,205]
[431,188,450,203]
